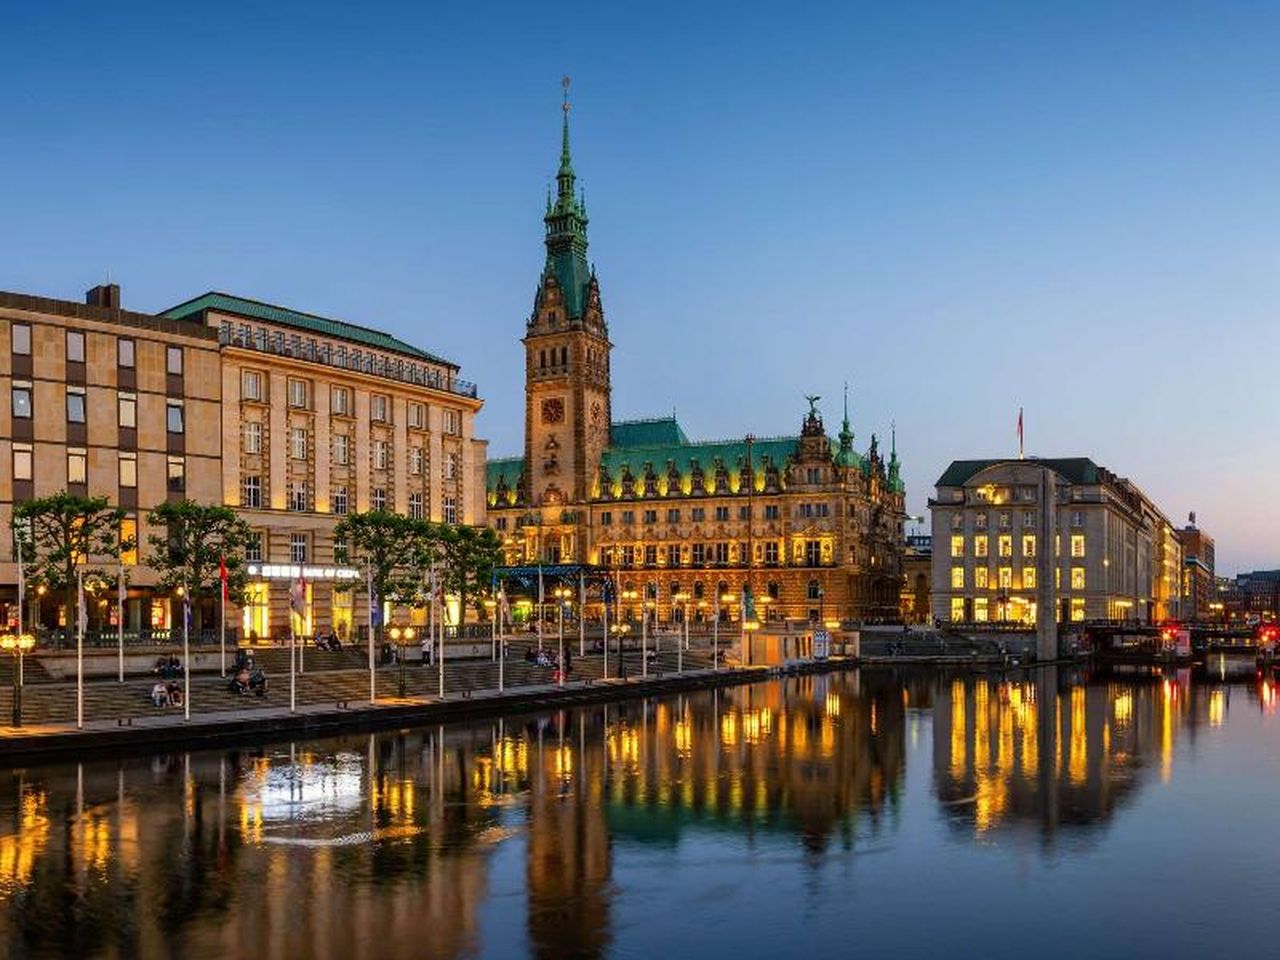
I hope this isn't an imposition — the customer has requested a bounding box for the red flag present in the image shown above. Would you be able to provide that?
[1017,407,1024,458]
[219,556,229,601]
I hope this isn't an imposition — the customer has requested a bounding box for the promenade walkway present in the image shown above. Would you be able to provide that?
[0,646,735,759]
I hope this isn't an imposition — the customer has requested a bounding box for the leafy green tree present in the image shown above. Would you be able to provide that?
[145,500,253,633]
[436,524,504,623]
[13,493,128,638]
[335,511,429,640]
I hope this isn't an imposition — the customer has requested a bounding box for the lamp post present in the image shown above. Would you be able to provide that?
[717,592,735,671]
[1,633,35,727]
[553,586,571,686]
[484,598,497,662]
[390,625,416,698]
[620,588,638,677]
[642,599,655,677]
[673,591,690,673]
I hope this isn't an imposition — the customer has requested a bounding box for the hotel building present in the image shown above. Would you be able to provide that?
[159,293,487,641]
[929,457,1183,626]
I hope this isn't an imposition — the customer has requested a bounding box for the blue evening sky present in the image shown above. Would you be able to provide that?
[3,1,1277,570]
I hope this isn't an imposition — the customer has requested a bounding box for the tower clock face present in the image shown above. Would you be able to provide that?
[541,398,565,424]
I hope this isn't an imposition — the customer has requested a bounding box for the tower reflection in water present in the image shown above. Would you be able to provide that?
[0,668,1264,958]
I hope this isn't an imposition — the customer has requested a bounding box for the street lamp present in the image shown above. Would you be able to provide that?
[484,597,497,662]
[642,598,655,677]
[553,586,572,685]
[620,588,638,679]
[673,591,691,673]
[716,592,735,671]
[1,633,35,727]
[389,625,416,697]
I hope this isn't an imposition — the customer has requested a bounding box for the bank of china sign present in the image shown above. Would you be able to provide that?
[247,564,361,581]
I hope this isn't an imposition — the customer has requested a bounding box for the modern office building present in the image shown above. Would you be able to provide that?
[1176,515,1216,620]
[929,457,1183,626]
[0,285,222,632]
[484,97,906,623]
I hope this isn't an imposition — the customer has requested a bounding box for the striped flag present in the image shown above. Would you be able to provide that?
[290,574,307,616]
[219,556,229,602]
[77,575,88,636]
[1017,407,1024,459]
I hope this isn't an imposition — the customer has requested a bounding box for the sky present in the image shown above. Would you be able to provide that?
[2,1,1278,571]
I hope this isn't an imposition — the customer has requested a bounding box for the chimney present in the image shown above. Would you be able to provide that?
[86,283,121,310]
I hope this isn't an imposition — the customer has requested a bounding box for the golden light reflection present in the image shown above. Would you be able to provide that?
[1113,690,1133,726]
[1208,689,1225,728]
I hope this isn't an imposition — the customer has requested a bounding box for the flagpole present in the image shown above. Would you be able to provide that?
[117,562,124,683]
[578,571,585,658]
[219,568,226,678]
[498,586,506,693]
[76,569,84,730]
[289,589,297,714]
[438,572,446,700]
[182,580,190,722]
[367,563,376,704]
[16,537,24,685]
[537,565,544,653]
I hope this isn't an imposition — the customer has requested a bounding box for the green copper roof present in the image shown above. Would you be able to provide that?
[540,92,592,320]
[161,292,458,369]
[487,456,524,490]
[599,435,801,480]
[936,457,1100,488]
[611,417,690,448]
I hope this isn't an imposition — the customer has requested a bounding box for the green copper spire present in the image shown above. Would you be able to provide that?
[888,419,904,492]
[542,76,592,319]
[836,381,858,467]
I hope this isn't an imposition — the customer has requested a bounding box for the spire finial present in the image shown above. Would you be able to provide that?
[891,419,898,459]
[560,76,572,169]
[843,381,849,425]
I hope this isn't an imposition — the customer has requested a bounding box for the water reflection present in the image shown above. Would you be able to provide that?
[0,668,1275,959]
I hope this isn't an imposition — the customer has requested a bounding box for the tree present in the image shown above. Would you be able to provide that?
[335,511,429,640]
[13,493,128,638]
[436,524,504,623]
[145,500,253,634]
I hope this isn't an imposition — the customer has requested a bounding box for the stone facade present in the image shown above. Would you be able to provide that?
[0,286,222,632]
[929,457,1184,626]
[161,293,487,641]
[485,102,906,624]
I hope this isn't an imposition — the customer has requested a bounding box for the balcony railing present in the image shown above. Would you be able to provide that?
[220,323,479,400]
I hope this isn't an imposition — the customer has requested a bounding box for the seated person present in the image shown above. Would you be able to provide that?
[151,681,171,707]
[167,681,184,708]
[230,667,251,695]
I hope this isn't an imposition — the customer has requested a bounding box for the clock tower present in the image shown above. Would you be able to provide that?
[523,80,612,515]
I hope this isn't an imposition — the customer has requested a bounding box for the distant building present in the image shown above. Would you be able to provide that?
[1219,570,1280,623]
[900,534,932,623]
[929,457,1183,625]
[1176,515,1215,620]
[485,95,906,622]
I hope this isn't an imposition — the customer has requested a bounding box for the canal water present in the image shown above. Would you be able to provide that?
[1,665,1278,960]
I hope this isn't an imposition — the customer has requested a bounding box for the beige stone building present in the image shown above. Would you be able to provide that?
[929,457,1183,626]
[159,292,487,641]
[0,286,222,633]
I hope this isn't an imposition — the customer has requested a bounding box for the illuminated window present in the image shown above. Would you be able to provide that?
[951,566,964,589]
[119,452,137,488]
[242,582,270,641]
[974,597,989,622]
[998,535,1012,557]
[998,567,1013,589]
[1071,567,1085,590]
[1071,598,1086,622]
[950,597,965,622]
[13,443,32,481]
[975,535,988,558]
[1071,534,1085,558]
[1022,535,1036,557]
[974,567,989,589]
[118,392,137,428]
[120,517,138,566]
[1023,567,1037,589]
[951,535,965,558]
[68,448,87,485]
